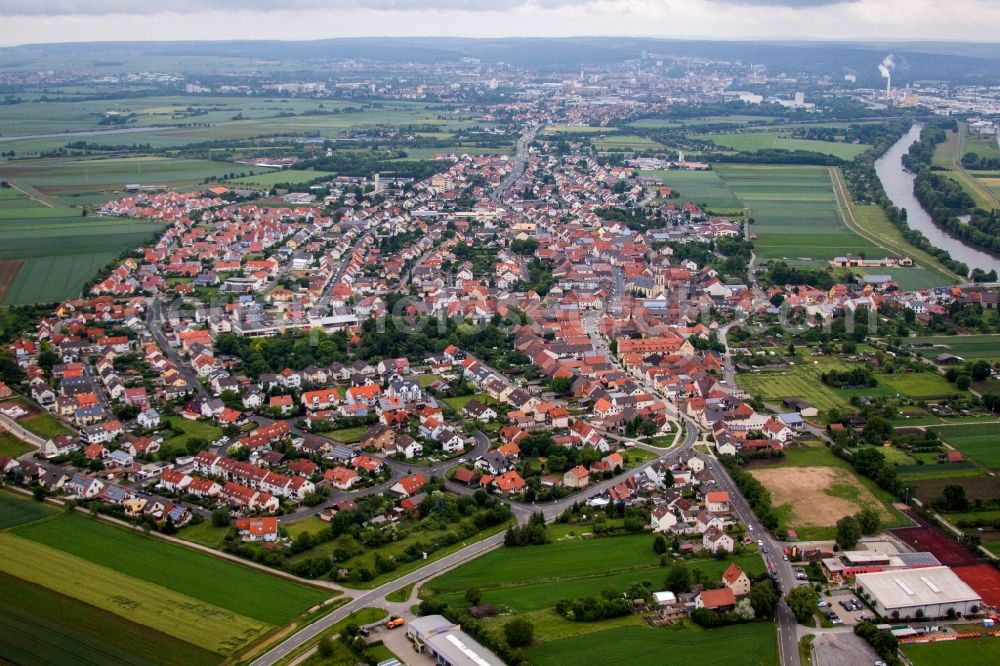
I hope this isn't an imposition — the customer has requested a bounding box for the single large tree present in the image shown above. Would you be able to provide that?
[786,585,820,624]
[836,515,862,550]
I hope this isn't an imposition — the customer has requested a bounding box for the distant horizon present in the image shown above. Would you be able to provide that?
[1,1,999,47]
[6,35,1000,49]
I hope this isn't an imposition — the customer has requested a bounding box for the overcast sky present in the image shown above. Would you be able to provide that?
[1,0,999,47]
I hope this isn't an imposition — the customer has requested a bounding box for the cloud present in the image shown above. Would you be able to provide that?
[0,0,587,16]
[709,0,856,6]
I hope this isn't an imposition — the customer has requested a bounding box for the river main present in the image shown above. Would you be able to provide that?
[875,123,1000,275]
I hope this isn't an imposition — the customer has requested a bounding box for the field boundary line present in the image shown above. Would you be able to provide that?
[829,167,958,283]
[4,179,57,207]
[951,124,1000,210]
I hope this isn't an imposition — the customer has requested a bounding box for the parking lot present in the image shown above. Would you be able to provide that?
[818,589,872,626]
[812,631,880,666]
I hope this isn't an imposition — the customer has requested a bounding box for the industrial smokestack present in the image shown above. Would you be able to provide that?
[879,54,896,101]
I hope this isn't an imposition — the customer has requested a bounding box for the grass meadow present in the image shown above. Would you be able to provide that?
[928,422,1000,470]
[697,131,870,160]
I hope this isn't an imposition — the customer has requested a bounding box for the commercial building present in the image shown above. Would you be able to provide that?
[854,566,981,619]
[407,615,505,666]
[822,550,940,582]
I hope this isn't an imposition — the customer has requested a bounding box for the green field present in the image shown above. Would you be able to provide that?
[593,135,667,151]
[716,164,880,261]
[224,169,337,189]
[526,622,777,666]
[425,533,765,613]
[543,125,616,134]
[697,132,870,160]
[0,571,219,666]
[629,115,781,129]
[909,334,1000,363]
[0,192,162,304]
[0,96,460,152]
[902,636,1000,666]
[735,358,853,414]
[0,490,54,530]
[638,169,744,211]
[160,415,223,455]
[0,156,270,199]
[928,422,1000,470]
[877,372,962,399]
[11,513,329,626]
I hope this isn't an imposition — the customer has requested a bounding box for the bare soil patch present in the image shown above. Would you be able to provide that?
[750,466,888,528]
[0,259,24,303]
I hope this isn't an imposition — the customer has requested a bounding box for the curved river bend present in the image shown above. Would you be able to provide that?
[874,123,1000,274]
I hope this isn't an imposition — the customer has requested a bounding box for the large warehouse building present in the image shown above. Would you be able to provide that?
[855,566,982,619]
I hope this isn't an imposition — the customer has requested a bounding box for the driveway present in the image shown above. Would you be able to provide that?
[368,624,435,666]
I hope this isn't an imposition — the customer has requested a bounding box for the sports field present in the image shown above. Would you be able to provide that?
[902,636,1000,666]
[526,622,777,666]
[696,131,870,160]
[1,512,329,657]
[928,422,1000,470]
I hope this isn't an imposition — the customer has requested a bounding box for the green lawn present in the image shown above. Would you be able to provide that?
[320,426,369,444]
[929,422,1000,470]
[160,415,223,454]
[0,490,54,530]
[902,636,1000,666]
[526,622,777,666]
[177,519,230,549]
[443,393,491,411]
[18,410,73,438]
[0,571,219,666]
[13,512,330,626]
[0,430,34,457]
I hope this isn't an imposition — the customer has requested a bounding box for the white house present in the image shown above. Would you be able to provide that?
[136,408,160,429]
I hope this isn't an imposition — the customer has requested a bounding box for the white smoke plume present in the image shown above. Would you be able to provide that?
[878,54,896,79]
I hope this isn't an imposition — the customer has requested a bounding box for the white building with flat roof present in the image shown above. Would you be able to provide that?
[855,566,981,619]
[407,615,505,666]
